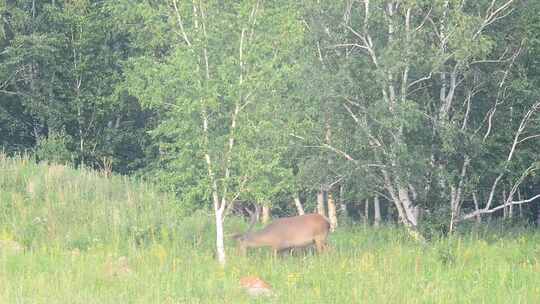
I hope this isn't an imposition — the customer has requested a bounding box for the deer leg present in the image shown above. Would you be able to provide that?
[314,239,323,253]
[289,247,305,256]
[314,236,328,254]
[274,248,290,258]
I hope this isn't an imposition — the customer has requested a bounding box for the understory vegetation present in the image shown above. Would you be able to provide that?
[1,157,539,303]
[4,0,540,264]
[3,1,540,302]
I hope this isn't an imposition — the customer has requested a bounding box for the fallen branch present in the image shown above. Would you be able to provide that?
[459,193,540,221]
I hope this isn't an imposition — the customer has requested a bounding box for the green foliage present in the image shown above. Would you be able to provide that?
[0,0,152,173]
[117,0,307,207]
[33,130,72,165]
[296,0,540,227]
[2,0,540,234]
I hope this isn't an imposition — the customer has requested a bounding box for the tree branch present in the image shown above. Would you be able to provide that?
[460,193,540,221]
[480,45,522,141]
[0,89,29,97]
[474,0,515,39]
[172,0,192,47]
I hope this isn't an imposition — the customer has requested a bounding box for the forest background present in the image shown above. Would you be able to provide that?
[3,0,540,263]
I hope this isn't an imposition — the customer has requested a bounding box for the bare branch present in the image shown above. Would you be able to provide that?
[461,89,473,130]
[474,0,515,39]
[481,46,522,141]
[290,133,306,141]
[228,175,249,209]
[343,96,365,108]
[517,134,540,144]
[291,133,384,168]
[322,143,357,162]
[505,101,540,162]
[172,0,191,47]
[316,41,324,63]
[247,0,260,42]
[331,43,371,52]
[504,164,537,206]
[343,103,360,123]
[342,22,366,42]
[362,0,370,34]
[407,72,432,90]
[322,143,386,168]
[329,176,344,188]
[343,0,354,23]
[485,174,504,211]
[0,89,29,97]
[460,193,540,221]
[342,0,378,68]
[414,6,432,32]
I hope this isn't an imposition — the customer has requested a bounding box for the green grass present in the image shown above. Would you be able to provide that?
[1,154,540,303]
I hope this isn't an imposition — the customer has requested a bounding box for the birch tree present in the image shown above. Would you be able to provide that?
[122,0,304,265]
[304,0,540,237]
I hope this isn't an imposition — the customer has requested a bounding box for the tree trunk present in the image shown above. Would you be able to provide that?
[293,193,305,215]
[382,170,420,230]
[384,176,424,242]
[339,184,348,217]
[399,187,419,227]
[261,205,270,224]
[503,189,508,219]
[472,192,482,223]
[317,189,326,216]
[507,187,513,218]
[214,208,226,266]
[374,196,381,227]
[327,192,338,231]
[364,198,369,225]
[518,190,523,218]
[78,105,84,166]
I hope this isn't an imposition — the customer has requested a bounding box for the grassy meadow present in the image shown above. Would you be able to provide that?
[1,155,540,303]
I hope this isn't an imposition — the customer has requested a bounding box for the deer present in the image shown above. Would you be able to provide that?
[232,205,331,257]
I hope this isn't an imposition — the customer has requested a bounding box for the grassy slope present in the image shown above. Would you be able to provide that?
[1,155,540,303]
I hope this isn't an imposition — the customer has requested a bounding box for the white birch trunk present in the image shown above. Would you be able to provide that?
[261,205,270,224]
[374,196,381,227]
[398,186,418,227]
[339,185,348,218]
[214,208,226,266]
[473,192,482,223]
[384,176,423,241]
[327,192,338,231]
[518,190,523,218]
[293,193,305,215]
[503,189,508,219]
[317,190,326,216]
[364,198,369,225]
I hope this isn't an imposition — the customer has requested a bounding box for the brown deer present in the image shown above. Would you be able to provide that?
[233,206,331,257]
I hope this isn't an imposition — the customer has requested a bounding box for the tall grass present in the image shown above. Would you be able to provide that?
[1,155,539,303]
[0,153,183,250]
